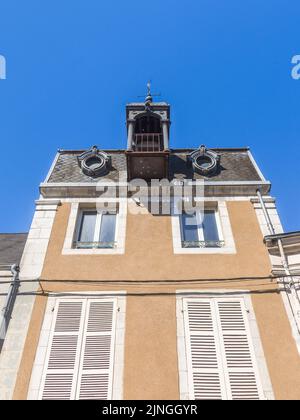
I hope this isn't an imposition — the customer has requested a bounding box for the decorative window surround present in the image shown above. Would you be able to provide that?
[27,292,126,400]
[63,200,127,255]
[171,200,236,254]
[176,290,274,400]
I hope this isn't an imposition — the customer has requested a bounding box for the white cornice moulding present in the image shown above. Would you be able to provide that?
[39,181,272,199]
[35,199,62,206]
[40,180,271,188]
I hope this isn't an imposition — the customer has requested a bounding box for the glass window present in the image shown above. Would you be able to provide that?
[99,213,116,245]
[181,209,221,248]
[78,211,97,243]
[181,212,199,244]
[76,210,117,249]
[203,210,220,242]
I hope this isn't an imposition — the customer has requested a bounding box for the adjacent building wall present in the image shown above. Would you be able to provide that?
[0,202,59,400]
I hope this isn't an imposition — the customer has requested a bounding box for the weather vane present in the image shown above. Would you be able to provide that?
[138,81,161,107]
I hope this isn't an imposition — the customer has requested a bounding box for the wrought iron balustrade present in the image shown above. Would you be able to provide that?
[182,240,225,249]
[74,241,116,249]
[132,133,163,152]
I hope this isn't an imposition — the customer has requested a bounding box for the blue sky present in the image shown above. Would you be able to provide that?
[0,0,299,232]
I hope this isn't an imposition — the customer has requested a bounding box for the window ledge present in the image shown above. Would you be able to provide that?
[173,246,236,255]
[62,247,125,255]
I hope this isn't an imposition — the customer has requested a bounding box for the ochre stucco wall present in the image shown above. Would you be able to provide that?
[13,201,300,400]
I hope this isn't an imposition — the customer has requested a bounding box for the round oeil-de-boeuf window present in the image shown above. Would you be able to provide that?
[195,155,213,171]
[189,145,220,176]
[77,147,110,177]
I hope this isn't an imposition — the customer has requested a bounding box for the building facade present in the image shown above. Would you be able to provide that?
[1,94,300,400]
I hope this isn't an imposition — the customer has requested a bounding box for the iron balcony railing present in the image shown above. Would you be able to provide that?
[182,240,225,249]
[133,133,163,152]
[74,241,116,249]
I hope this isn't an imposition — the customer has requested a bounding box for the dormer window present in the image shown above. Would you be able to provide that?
[77,146,111,177]
[188,145,220,176]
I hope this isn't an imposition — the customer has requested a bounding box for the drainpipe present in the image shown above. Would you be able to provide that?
[257,189,300,333]
[0,264,20,349]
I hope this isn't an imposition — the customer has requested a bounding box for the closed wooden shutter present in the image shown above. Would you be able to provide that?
[76,300,116,400]
[216,299,265,400]
[39,298,116,400]
[183,299,227,399]
[183,297,265,400]
[39,300,86,400]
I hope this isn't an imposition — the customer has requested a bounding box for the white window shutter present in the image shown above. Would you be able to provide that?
[183,299,227,400]
[39,300,86,400]
[216,299,265,400]
[76,300,116,400]
[183,297,265,400]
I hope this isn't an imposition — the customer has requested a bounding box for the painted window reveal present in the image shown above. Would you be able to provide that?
[39,298,117,400]
[77,210,117,249]
[181,297,265,400]
[180,209,224,248]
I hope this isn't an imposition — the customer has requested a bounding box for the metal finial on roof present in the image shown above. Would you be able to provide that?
[145,81,153,103]
[138,81,161,107]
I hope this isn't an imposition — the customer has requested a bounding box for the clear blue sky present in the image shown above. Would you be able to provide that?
[0,0,299,232]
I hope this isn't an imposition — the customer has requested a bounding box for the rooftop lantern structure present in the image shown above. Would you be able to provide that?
[125,82,170,181]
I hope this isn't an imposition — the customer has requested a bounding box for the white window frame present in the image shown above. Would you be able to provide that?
[63,199,127,255]
[27,292,126,400]
[172,200,236,254]
[176,290,274,400]
[180,207,224,245]
[76,209,117,248]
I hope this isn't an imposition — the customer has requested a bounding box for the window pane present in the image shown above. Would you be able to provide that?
[203,210,219,242]
[99,214,116,244]
[181,213,199,242]
[79,212,97,242]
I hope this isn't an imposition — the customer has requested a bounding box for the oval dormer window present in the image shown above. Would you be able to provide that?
[188,145,220,176]
[85,156,104,172]
[195,156,213,171]
[77,146,111,177]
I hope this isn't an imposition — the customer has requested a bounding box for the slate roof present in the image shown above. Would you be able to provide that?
[48,151,127,183]
[0,233,27,266]
[170,150,261,181]
[47,148,263,183]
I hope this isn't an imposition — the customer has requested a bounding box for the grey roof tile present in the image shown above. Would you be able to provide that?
[48,152,127,183]
[170,151,261,181]
[0,233,28,265]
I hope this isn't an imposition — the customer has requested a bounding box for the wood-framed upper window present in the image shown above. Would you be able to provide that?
[75,210,117,249]
[180,209,224,248]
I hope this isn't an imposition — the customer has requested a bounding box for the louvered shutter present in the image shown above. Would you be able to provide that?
[183,299,227,400]
[76,300,116,400]
[39,300,86,400]
[183,297,265,400]
[216,299,265,400]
